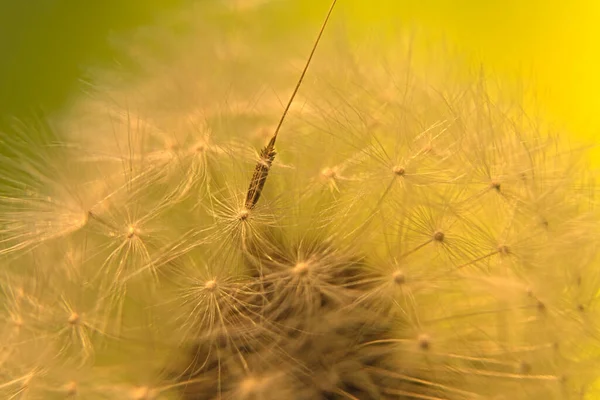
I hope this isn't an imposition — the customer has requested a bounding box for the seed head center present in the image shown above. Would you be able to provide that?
[126,225,139,239]
[194,142,206,153]
[392,270,405,285]
[490,180,501,191]
[392,165,405,176]
[498,244,510,255]
[238,208,250,221]
[204,279,218,292]
[417,333,431,350]
[68,312,80,325]
[321,167,337,180]
[293,261,310,276]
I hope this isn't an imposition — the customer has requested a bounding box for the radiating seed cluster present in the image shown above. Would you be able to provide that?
[1,1,599,399]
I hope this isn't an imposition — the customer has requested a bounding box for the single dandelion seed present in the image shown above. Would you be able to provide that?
[245,140,277,210]
[244,0,338,209]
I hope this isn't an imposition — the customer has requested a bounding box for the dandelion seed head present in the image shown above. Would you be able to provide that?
[4,1,600,399]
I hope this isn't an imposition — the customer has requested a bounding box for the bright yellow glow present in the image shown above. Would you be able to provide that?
[301,0,600,166]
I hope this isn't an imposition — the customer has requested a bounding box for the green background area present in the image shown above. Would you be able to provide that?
[0,0,598,163]
[0,0,184,125]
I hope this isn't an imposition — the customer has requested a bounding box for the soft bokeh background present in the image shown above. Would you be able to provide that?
[0,0,598,396]
[0,0,598,163]
[0,0,184,124]
[357,0,600,166]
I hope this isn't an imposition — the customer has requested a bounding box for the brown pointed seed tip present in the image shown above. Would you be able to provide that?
[243,0,337,210]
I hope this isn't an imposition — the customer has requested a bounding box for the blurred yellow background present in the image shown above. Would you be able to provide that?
[334,0,600,165]
[1,0,598,164]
